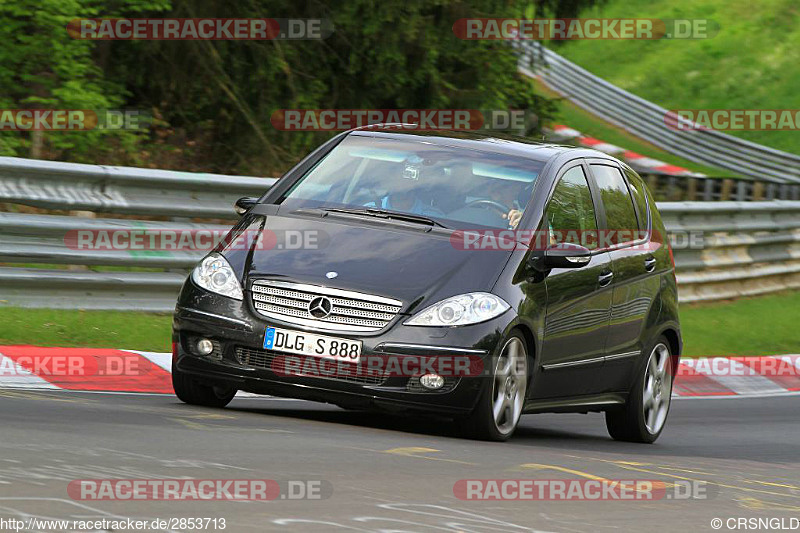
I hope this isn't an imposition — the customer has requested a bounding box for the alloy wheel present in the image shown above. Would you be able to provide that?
[643,343,672,434]
[491,337,528,435]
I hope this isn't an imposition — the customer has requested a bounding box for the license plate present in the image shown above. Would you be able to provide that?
[263,326,362,363]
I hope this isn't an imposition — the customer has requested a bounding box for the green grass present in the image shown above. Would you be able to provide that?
[680,290,800,357]
[1,290,798,356]
[535,83,733,177]
[552,0,800,154]
[0,308,173,352]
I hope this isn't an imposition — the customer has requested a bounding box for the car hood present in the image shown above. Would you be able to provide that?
[220,211,515,313]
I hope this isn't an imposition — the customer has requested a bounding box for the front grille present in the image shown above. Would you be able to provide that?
[250,280,402,332]
[235,347,388,386]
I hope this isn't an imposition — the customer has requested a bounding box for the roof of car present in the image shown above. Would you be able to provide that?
[349,128,578,163]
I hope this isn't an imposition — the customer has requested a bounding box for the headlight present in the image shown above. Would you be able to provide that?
[191,253,243,300]
[404,292,510,327]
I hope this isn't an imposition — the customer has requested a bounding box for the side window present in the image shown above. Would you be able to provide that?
[591,164,640,244]
[623,168,650,230]
[544,165,598,250]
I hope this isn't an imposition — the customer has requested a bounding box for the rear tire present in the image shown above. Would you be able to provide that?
[461,332,529,442]
[172,366,237,408]
[606,337,673,443]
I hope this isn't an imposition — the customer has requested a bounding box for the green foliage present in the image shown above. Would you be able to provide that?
[0,0,594,171]
[0,0,171,161]
[107,0,565,173]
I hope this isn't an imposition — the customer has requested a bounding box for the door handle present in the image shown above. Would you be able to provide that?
[598,271,614,287]
[644,256,657,272]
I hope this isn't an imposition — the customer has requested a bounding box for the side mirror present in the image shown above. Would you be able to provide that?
[234,197,259,216]
[543,242,592,269]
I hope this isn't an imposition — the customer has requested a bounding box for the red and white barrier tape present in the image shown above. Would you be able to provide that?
[550,125,706,177]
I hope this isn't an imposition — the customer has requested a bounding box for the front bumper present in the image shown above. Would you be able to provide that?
[172,280,514,416]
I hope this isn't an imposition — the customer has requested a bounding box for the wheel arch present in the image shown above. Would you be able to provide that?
[507,322,538,394]
[659,326,682,375]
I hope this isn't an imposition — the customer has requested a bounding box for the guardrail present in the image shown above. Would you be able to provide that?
[637,172,799,202]
[518,43,800,185]
[1,159,798,309]
[0,267,187,312]
[0,157,276,218]
[0,211,227,268]
[659,202,800,302]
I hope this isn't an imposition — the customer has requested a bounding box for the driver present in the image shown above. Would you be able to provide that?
[489,179,525,229]
[369,164,445,217]
[379,188,443,216]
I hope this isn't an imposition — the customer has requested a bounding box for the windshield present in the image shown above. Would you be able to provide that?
[280,135,545,229]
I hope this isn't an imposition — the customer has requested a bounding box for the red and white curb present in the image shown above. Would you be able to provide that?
[674,356,800,398]
[0,346,174,394]
[548,124,706,178]
[2,346,799,399]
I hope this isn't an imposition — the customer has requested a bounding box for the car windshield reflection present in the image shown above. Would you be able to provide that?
[280,136,545,229]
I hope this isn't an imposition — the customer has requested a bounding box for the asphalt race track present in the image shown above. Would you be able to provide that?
[0,390,798,532]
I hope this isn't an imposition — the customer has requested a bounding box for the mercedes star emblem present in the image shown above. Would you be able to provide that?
[308,296,333,319]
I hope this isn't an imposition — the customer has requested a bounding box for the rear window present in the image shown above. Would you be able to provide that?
[544,165,599,250]
[591,164,640,242]
[623,167,650,230]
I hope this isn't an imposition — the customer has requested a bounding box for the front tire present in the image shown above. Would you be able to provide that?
[462,333,529,441]
[172,366,237,408]
[606,338,674,443]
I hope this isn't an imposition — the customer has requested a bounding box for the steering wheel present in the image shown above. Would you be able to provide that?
[463,198,510,217]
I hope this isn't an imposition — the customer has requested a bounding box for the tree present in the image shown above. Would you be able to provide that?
[1,0,596,172]
[111,0,563,173]
[0,0,168,161]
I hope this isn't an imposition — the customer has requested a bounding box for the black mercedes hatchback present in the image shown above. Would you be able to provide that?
[172,128,681,443]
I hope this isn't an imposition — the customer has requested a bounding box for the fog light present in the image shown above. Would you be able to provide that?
[196,338,214,356]
[420,373,445,390]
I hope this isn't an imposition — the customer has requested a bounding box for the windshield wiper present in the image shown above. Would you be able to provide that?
[321,207,448,229]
